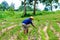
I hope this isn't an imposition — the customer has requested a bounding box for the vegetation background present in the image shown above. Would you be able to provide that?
[0,0,60,40]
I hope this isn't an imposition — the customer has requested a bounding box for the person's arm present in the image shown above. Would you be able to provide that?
[30,20,35,28]
[31,23,35,28]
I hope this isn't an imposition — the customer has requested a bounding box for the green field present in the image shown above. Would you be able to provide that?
[0,11,60,40]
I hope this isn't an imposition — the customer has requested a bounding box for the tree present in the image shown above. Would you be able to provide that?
[28,0,37,15]
[33,0,37,15]
[0,4,3,11]
[26,0,37,15]
[54,0,58,3]
[8,6,14,11]
[29,0,34,5]
[8,2,15,11]
[1,1,9,11]
[24,0,26,16]
[20,0,36,16]
[23,0,34,16]
[48,0,58,11]
[39,0,58,11]
[10,2,15,9]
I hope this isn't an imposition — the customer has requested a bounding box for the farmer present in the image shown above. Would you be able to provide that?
[22,16,35,34]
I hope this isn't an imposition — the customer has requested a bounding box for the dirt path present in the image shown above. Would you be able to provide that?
[1,21,60,40]
[28,26,41,40]
[9,34,17,40]
[0,24,17,35]
[57,23,60,28]
[38,26,41,40]
[1,21,6,25]
[0,21,6,27]
[43,25,49,40]
[50,25,60,40]
[9,29,22,40]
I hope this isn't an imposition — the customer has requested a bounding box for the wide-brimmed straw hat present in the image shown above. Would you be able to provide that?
[30,16,34,20]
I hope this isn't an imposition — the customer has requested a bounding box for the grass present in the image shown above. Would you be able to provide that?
[52,21,60,32]
[47,28,58,40]
[0,11,60,40]
[40,30,46,40]
[47,21,59,40]
[0,25,21,40]
[1,22,14,29]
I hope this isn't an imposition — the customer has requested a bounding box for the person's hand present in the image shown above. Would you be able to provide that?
[34,26,36,29]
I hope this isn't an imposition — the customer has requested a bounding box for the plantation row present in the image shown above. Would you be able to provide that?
[0,20,60,40]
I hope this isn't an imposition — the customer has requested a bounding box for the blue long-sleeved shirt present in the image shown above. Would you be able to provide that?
[22,18,32,24]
